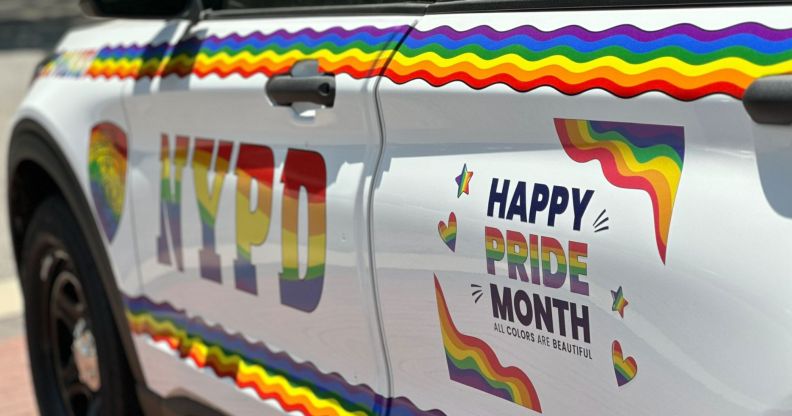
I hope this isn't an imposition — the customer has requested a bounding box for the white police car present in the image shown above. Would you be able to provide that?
[9,0,792,414]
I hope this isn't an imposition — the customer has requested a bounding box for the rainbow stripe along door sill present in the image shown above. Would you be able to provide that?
[125,295,444,416]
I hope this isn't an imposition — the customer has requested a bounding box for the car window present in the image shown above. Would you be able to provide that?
[217,0,429,9]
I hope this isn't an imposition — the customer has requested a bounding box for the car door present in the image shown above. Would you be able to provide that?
[372,2,792,415]
[117,3,424,413]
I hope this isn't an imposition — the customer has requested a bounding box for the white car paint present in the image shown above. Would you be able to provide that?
[11,3,792,415]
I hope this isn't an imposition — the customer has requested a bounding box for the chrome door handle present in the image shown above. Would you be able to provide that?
[265,60,335,108]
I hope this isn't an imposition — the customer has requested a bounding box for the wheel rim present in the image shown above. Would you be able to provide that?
[43,251,102,416]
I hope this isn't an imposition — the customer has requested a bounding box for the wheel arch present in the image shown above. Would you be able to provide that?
[7,117,147,391]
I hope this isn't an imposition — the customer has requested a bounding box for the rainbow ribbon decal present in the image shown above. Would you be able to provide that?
[385,22,792,100]
[85,26,410,80]
[88,122,128,242]
[434,276,542,412]
[554,119,684,263]
[125,295,443,416]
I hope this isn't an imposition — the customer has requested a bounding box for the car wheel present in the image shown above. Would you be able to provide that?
[20,196,139,415]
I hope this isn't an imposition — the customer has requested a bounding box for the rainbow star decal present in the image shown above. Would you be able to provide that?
[611,286,629,318]
[455,164,473,198]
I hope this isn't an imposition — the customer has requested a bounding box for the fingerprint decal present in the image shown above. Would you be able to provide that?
[554,119,684,263]
[125,295,444,416]
[88,122,128,242]
[434,276,542,412]
[385,22,792,100]
[85,26,410,80]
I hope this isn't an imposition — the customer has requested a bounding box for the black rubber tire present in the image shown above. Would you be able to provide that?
[20,196,139,416]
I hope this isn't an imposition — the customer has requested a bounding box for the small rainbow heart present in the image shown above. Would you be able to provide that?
[438,212,457,252]
[612,340,638,387]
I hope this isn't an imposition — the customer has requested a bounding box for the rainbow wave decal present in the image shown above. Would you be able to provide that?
[385,22,792,100]
[554,119,684,263]
[39,50,97,78]
[434,276,541,412]
[85,26,410,80]
[125,295,444,416]
[88,122,128,242]
[40,22,792,100]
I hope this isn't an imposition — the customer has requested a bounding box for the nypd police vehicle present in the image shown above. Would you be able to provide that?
[9,0,792,414]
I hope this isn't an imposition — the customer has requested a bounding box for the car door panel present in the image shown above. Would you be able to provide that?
[120,15,428,414]
[373,7,792,415]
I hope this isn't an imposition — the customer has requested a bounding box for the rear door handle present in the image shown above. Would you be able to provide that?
[743,75,792,125]
[265,60,335,108]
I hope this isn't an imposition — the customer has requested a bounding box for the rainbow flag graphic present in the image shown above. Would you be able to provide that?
[554,119,684,263]
[434,276,542,413]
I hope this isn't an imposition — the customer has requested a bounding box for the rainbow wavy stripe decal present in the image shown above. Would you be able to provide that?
[434,276,542,412]
[385,22,792,100]
[39,50,97,78]
[41,22,792,100]
[125,295,443,416]
[88,122,128,242]
[85,26,410,80]
[554,119,684,263]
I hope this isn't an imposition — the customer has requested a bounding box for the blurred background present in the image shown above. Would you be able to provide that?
[0,1,88,414]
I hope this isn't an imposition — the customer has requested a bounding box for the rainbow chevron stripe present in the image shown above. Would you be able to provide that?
[88,123,127,242]
[84,26,410,80]
[125,295,443,416]
[554,119,684,263]
[434,276,542,413]
[385,22,792,100]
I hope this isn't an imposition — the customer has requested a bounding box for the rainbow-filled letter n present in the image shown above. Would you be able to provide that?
[434,275,542,413]
[554,119,684,263]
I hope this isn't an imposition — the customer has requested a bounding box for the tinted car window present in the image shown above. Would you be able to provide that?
[218,0,428,9]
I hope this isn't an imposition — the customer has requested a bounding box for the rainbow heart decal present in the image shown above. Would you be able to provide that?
[612,340,638,387]
[438,212,457,252]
